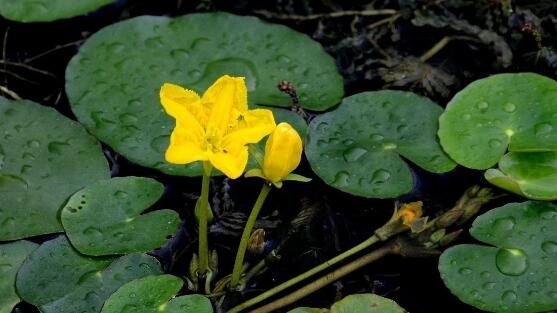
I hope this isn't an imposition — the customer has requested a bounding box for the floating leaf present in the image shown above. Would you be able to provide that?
[61,177,180,256]
[306,90,455,198]
[0,98,109,240]
[439,73,557,169]
[439,201,557,313]
[17,236,161,313]
[101,275,213,313]
[0,0,114,22]
[485,152,557,200]
[66,12,342,176]
[330,294,408,313]
[0,241,38,313]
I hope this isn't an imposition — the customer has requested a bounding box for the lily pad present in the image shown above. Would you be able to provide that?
[101,275,213,313]
[0,0,114,22]
[331,294,407,313]
[17,236,161,313]
[0,97,110,240]
[61,177,180,256]
[485,152,557,200]
[439,73,557,169]
[439,201,557,313]
[66,12,342,176]
[0,241,38,313]
[306,90,456,198]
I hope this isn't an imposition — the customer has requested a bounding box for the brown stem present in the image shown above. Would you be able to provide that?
[248,241,400,313]
[254,9,398,21]
[419,36,451,63]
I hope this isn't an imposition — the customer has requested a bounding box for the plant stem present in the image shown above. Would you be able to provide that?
[248,241,400,313]
[230,183,272,287]
[227,234,381,313]
[198,162,212,277]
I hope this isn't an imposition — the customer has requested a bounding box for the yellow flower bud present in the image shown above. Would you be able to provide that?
[397,201,423,226]
[262,122,303,183]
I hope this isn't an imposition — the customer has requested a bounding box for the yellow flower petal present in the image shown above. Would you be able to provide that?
[165,121,208,164]
[160,83,208,125]
[225,108,276,146]
[209,146,249,179]
[263,123,303,183]
[203,75,248,139]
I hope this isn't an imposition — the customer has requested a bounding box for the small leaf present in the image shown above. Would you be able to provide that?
[100,275,213,313]
[283,173,312,182]
[0,241,38,313]
[245,168,265,179]
[439,73,557,169]
[16,236,162,313]
[439,201,557,313]
[194,198,214,225]
[306,90,455,198]
[330,294,408,313]
[485,152,557,200]
[61,177,180,256]
[0,97,110,240]
[0,0,115,22]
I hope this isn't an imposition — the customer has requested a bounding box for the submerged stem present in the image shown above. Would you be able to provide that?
[230,183,272,288]
[227,234,381,313]
[198,162,213,278]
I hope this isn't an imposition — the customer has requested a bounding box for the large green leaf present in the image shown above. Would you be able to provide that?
[0,0,114,22]
[61,177,180,256]
[330,294,407,313]
[0,241,38,313]
[100,275,213,313]
[485,152,557,200]
[0,98,110,240]
[439,73,557,169]
[66,12,343,176]
[306,90,455,198]
[439,201,557,313]
[16,236,161,313]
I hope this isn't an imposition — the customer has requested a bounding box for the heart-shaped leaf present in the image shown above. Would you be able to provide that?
[66,12,342,176]
[439,73,557,169]
[331,294,407,313]
[485,152,557,200]
[100,275,213,313]
[0,97,109,240]
[17,236,162,313]
[306,90,455,198]
[61,177,180,256]
[439,201,557,313]
[0,241,38,313]
[0,0,114,22]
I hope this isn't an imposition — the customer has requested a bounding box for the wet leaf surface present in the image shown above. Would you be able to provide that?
[439,201,557,313]
[0,241,38,313]
[330,294,407,313]
[0,0,114,22]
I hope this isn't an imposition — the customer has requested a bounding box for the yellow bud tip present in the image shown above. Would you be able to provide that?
[505,129,514,137]
[397,201,424,226]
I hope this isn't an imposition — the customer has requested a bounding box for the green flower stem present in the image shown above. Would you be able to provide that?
[230,183,272,288]
[198,162,213,277]
[227,233,381,313]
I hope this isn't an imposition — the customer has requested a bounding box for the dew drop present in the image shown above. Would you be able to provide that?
[504,103,516,113]
[541,210,557,220]
[0,263,13,272]
[316,122,328,132]
[82,227,103,237]
[119,113,139,125]
[493,217,515,232]
[480,271,491,278]
[458,267,472,275]
[26,140,40,148]
[502,290,518,303]
[371,169,391,184]
[369,133,384,141]
[343,147,368,162]
[541,241,557,254]
[150,135,170,153]
[48,141,70,155]
[495,248,528,276]
[382,143,397,150]
[477,102,489,112]
[463,114,471,120]
[170,48,190,59]
[488,139,502,148]
[482,282,496,290]
[332,171,350,187]
[535,122,553,136]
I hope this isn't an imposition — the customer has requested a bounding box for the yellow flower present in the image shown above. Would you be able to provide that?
[397,201,423,226]
[160,75,276,179]
[262,122,303,183]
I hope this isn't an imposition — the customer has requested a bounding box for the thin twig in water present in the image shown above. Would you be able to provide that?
[254,9,398,21]
[0,60,57,77]
[0,68,40,85]
[2,27,8,86]
[24,39,85,63]
[367,13,401,29]
[0,85,21,100]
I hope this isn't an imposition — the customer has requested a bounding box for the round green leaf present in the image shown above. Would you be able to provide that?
[0,0,114,22]
[306,90,456,198]
[0,241,38,313]
[439,201,557,313]
[0,98,110,240]
[485,152,557,200]
[61,177,180,256]
[17,236,161,313]
[101,275,213,313]
[439,73,557,169]
[330,294,408,313]
[65,12,343,176]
